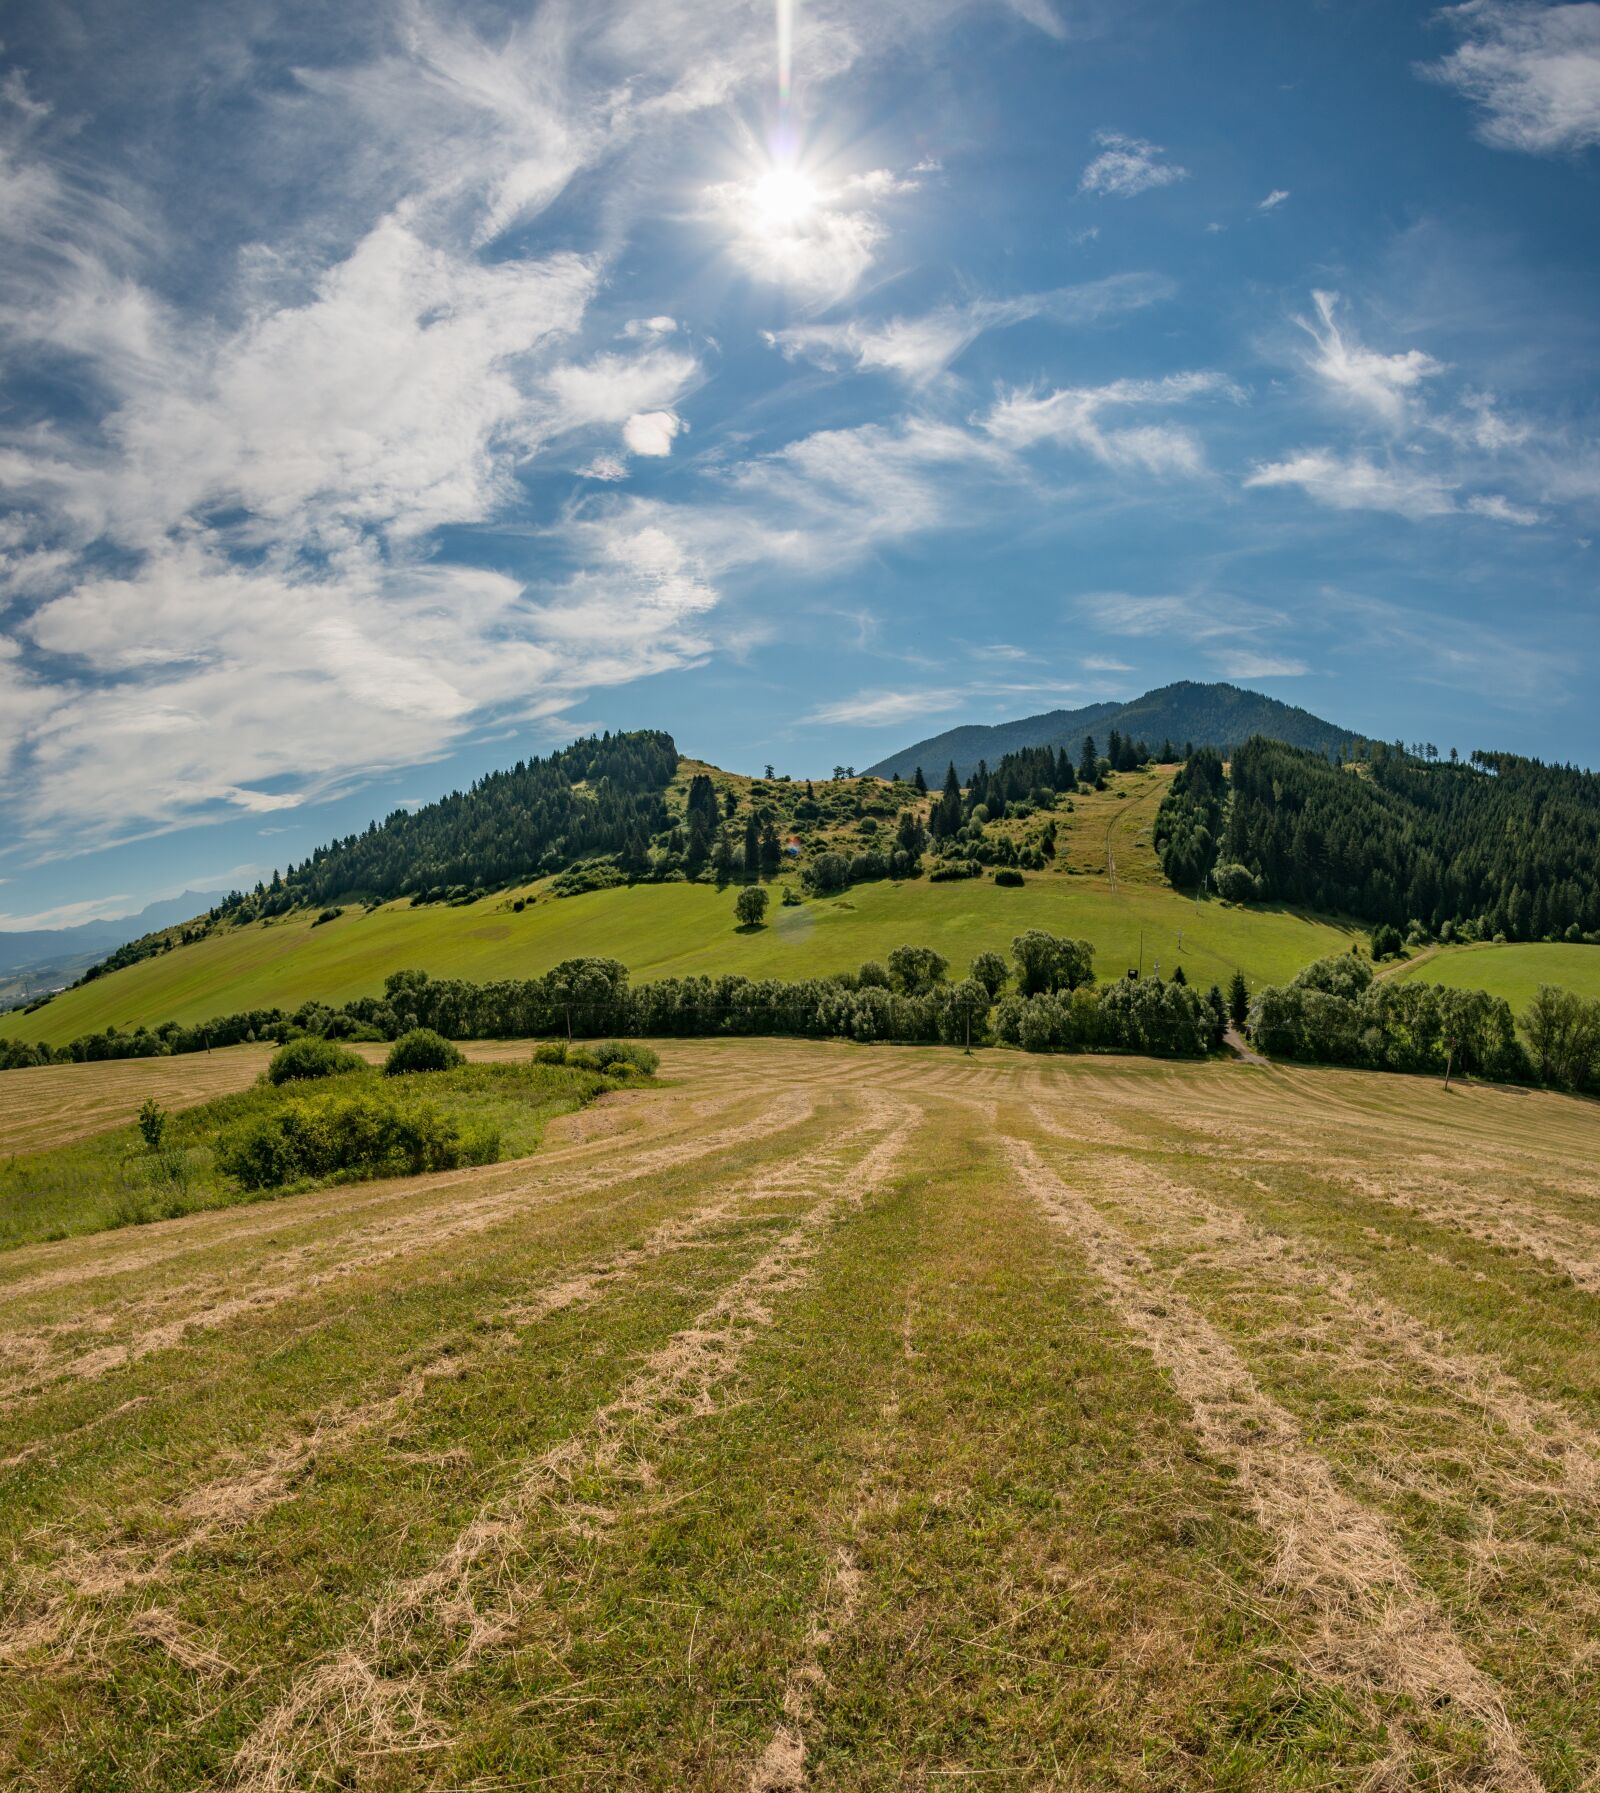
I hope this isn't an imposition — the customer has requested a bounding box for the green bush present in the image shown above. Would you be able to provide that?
[266,1036,368,1084]
[993,867,1024,887]
[589,1040,660,1075]
[217,1088,497,1191]
[532,1041,568,1064]
[383,1028,465,1075]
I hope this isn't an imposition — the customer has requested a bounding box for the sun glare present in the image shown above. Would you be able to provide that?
[751,164,818,230]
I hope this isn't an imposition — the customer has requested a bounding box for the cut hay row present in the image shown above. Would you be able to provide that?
[1004,1134,1542,1789]
[5,1039,1600,1787]
[227,1093,919,1792]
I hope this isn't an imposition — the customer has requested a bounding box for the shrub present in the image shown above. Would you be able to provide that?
[589,1040,660,1076]
[1212,862,1257,903]
[993,868,1024,887]
[218,1089,497,1191]
[137,1098,168,1150]
[267,1037,368,1084]
[532,1041,568,1064]
[1370,923,1405,960]
[383,1028,465,1075]
[312,907,343,927]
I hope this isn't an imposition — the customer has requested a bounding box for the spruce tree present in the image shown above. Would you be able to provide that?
[913,766,927,795]
[1228,969,1249,1029]
[1078,735,1098,789]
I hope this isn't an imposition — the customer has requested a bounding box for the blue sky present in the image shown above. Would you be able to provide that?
[2,0,1598,928]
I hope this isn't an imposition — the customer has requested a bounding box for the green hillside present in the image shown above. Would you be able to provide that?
[2,762,1361,1045]
[1385,941,1600,1010]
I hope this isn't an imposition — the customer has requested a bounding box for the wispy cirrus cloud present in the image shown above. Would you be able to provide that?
[1244,450,1459,517]
[764,273,1171,385]
[1078,130,1188,197]
[1420,1,1600,155]
[984,370,1240,476]
[1298,290,1445,427]
[803,687,968,726]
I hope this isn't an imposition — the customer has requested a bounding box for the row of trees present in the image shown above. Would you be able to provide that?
[2,933,1225,1071]
[1158,736,1600,941]
[1243,953,1600,1090]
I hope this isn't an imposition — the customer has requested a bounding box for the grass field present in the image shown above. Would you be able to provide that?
[1387,940,1600,1009]
[0,765,1355,1046]
[4,1039,1600,1787]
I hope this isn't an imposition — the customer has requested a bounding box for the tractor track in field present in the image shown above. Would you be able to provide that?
[1024,1129,1600,1506]
[1006,1133,1543,1791]
[226,1092,921,1793]
[1,1107,891,1666]
[0,1088,828,1409]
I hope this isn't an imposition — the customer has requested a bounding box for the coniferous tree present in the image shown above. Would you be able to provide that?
[1078,735,1098,789]
[913,766,928,795]
[1228,969,1249,1029]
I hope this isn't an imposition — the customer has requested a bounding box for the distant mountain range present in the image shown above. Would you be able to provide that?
[0,890,224,981]
[864,681,1356,783]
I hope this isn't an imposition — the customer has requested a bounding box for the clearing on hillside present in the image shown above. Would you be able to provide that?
[4,1040,1600,1787]
[0,763,1359,1046]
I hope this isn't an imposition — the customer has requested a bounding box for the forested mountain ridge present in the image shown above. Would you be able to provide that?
[1156,737,1600,941]
[265,730,680,908]
[865,681,1354,782]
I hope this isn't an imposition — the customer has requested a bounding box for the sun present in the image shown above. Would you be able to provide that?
[750,164,818,231]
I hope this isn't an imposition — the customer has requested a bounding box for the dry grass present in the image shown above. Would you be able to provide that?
[4,1039,1600,1788]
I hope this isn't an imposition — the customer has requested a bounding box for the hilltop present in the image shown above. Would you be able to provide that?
[865,680,1355,782]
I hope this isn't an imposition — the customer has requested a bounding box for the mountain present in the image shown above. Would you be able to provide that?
[0,891,227,979]
[864,682,1355,782]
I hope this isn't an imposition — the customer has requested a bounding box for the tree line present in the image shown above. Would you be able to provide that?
[1157,736,1600,941]
[1244,953,1600,1092]
[0,933,1227,1071]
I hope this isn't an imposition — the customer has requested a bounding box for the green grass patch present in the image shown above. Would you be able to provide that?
[1388,940,1600,1010]
[1,873,1355,1048]
[0,1060,611,1252]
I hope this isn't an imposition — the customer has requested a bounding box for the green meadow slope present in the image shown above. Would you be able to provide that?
[1385,940,1600,1009]
[2,764,1358,1045]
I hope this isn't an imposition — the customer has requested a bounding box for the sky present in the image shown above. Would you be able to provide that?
[1,0,1599,930]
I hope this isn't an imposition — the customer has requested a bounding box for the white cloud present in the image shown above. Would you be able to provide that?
[1466,491,1543,523]
[984,370,1237,475]
[1298,290,1445,427]
[1258,188,1291,210]
[1421,1,1600,154]
[622,410,684,456]
[622,315,678,338]
[546,348,699,433]
[1075,591,1287,644]
[1081,654,1136,673]
[1244,450,1459,517]
[764,274,1170,385]
[579,454,629,481]
[0,894,135,931]
[1218,653,1308,678]
[1078,130,1189,198]
[804,688,967,726]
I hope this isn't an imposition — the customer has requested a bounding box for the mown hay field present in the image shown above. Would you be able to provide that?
[4,1039,1600,1788]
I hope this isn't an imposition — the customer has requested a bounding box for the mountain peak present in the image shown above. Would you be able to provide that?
[863,681,1353,782]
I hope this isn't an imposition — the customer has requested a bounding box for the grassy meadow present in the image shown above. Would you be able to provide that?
[1387,939,1600,1008]
[4,1038,1600,1786]
[0,765,1358,1046]
[0,1054,614,1253]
